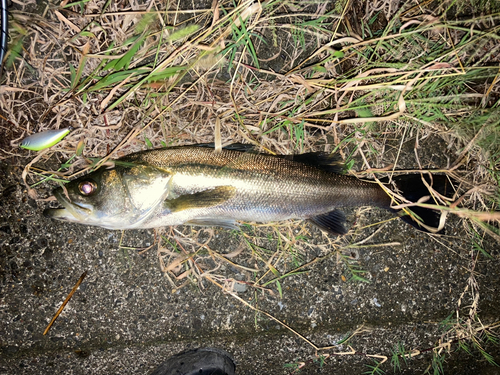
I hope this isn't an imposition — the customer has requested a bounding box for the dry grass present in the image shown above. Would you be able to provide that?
[1,0,500,372]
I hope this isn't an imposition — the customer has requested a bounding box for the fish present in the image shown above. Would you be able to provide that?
[43,144,453,234]
[20,127,72,151]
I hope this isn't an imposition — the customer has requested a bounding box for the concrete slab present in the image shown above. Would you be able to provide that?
[1,159,499,375]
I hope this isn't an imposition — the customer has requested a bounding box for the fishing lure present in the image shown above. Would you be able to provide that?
[20,127,72,151]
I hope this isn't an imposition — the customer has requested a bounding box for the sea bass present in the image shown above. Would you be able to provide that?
[44,145,452,234]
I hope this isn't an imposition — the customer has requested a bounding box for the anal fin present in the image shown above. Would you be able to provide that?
[309,210,348,235]
[165,186,236,212]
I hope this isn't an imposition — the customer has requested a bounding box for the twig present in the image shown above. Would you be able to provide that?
[43,271,87,335]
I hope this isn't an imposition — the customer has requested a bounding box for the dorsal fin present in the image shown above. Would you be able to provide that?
[290,152,344,174]
[156,143,345,173]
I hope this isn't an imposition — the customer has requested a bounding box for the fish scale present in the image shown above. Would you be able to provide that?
[123,147,388,223]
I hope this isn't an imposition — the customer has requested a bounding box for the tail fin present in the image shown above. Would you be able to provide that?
[388,174,454,233]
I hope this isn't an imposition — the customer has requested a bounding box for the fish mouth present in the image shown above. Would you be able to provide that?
[43,188,91,223]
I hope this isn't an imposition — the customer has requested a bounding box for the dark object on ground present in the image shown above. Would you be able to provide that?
[150,348,236,375]
[387,174,453,233]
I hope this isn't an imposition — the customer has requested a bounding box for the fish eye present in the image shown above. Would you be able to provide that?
[78,181,98,196]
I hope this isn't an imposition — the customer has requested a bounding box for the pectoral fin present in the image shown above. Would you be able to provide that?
[165,186,236,212]
[309,210,348,235]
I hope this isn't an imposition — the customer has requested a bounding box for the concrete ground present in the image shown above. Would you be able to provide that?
[1,158,499,375]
